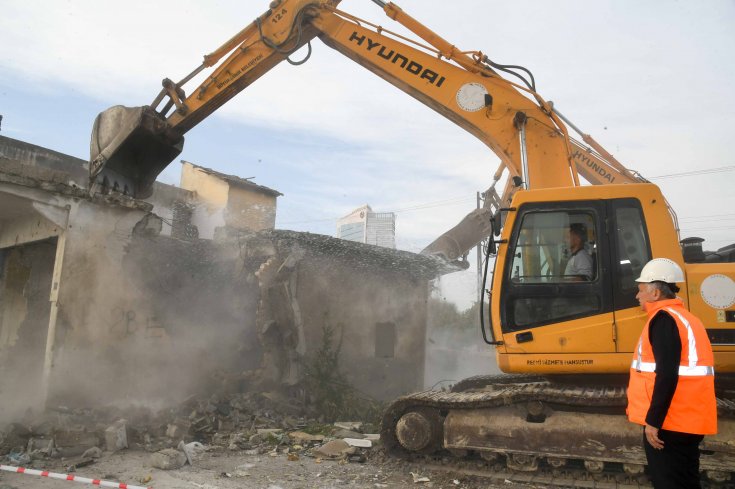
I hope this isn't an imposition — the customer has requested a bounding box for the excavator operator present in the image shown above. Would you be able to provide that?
[564,223,593,281]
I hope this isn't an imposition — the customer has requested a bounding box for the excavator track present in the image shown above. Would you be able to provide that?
[381,375,735,487]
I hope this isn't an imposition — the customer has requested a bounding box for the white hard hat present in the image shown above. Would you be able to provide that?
[635,258,685,283]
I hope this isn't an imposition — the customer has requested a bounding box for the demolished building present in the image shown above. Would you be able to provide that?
[0,135,454,421]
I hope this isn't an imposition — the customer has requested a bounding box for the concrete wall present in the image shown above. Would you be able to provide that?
[45,209,260,409]
[226,186,277,232]
[180,162,229,208]
[0,194,431,413]
[0,136,87,188]
[147,182,195,238]
[44,225,428,407]
[180,162,229,239]
[297,255,427,400]
[0,239,56,418]
[0,179,165,417]
[233,231,435,402]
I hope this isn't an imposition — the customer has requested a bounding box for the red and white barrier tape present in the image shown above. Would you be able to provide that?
[0,464,152,489]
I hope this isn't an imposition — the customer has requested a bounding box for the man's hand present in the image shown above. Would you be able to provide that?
[645,424,664,450]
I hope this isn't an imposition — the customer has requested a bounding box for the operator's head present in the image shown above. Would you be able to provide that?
[567,223,587,253]
[635,258,684,308]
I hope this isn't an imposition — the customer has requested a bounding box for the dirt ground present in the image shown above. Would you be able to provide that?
[0,448,540,489]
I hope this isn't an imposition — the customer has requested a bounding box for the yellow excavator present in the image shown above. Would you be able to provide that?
[89,0,735,483]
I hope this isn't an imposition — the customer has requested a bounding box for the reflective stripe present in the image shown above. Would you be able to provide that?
[631,360,656,372]
[679,365,714,376]
[630,360,713,376]
[665,307,698,368]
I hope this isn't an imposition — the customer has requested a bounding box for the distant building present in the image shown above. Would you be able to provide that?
[337,204,396,249]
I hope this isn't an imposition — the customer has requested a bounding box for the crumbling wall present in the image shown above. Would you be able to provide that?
[225,188,277,232]
[234,231,430,402]
[0,136,87,187]
[296,255,427,401]
[179,164,227,239]
[46,205,261,409]
[0,239,56,419]
[1,137,269,415]
[45,201,153,408]
[0,155,432,417]
[0,198,431,416]
[146,182,196,239]
[122,234,262,398]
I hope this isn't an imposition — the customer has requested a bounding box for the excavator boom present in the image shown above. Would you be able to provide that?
[90,0,581,199]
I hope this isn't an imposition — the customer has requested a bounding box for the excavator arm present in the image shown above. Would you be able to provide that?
[91,0,583,200]
[90,0,649,264]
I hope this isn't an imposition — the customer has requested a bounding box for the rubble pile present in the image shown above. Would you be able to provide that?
[0,389,382,472]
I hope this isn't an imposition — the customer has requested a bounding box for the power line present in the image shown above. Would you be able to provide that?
[648,165,735,180]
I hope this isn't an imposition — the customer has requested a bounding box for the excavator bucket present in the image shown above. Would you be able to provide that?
[89,105,183,199]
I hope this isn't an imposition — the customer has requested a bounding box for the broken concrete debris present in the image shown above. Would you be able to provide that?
[179,440,206,465]
[150,448,187,470]
[411,471,431,483]
[311,439,356,460]
[333,421,362,431]
[80,446,102,459]
[1,390,382,478]
[104,419,128,452]
[287,431,324,443]
[64,455,96,472]
[54,428,100,458]
[333,428,365,439]
[165,422,186,439]
[343,438,372,448]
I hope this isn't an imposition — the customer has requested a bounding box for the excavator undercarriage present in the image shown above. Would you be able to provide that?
[381,375,735,487]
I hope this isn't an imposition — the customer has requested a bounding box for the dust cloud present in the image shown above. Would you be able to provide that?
[424,279,501,390]
[0,205,264,424]
[1,201,469,426]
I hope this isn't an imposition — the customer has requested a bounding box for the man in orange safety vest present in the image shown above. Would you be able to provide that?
[627,258,717,488]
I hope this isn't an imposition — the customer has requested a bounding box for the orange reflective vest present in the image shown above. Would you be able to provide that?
[626,298,717,435]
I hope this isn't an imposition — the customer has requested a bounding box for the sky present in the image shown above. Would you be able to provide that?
[1,0,734,309]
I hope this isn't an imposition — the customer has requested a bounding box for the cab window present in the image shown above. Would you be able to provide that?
[501,204,610,333]
[611,199,651,309]
[509,211,597,284]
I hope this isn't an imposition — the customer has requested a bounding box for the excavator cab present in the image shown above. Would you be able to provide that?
[89,105,183,198]
[489,183,692,374]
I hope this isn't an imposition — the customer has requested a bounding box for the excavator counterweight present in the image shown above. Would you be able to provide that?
[90,105,183,198]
